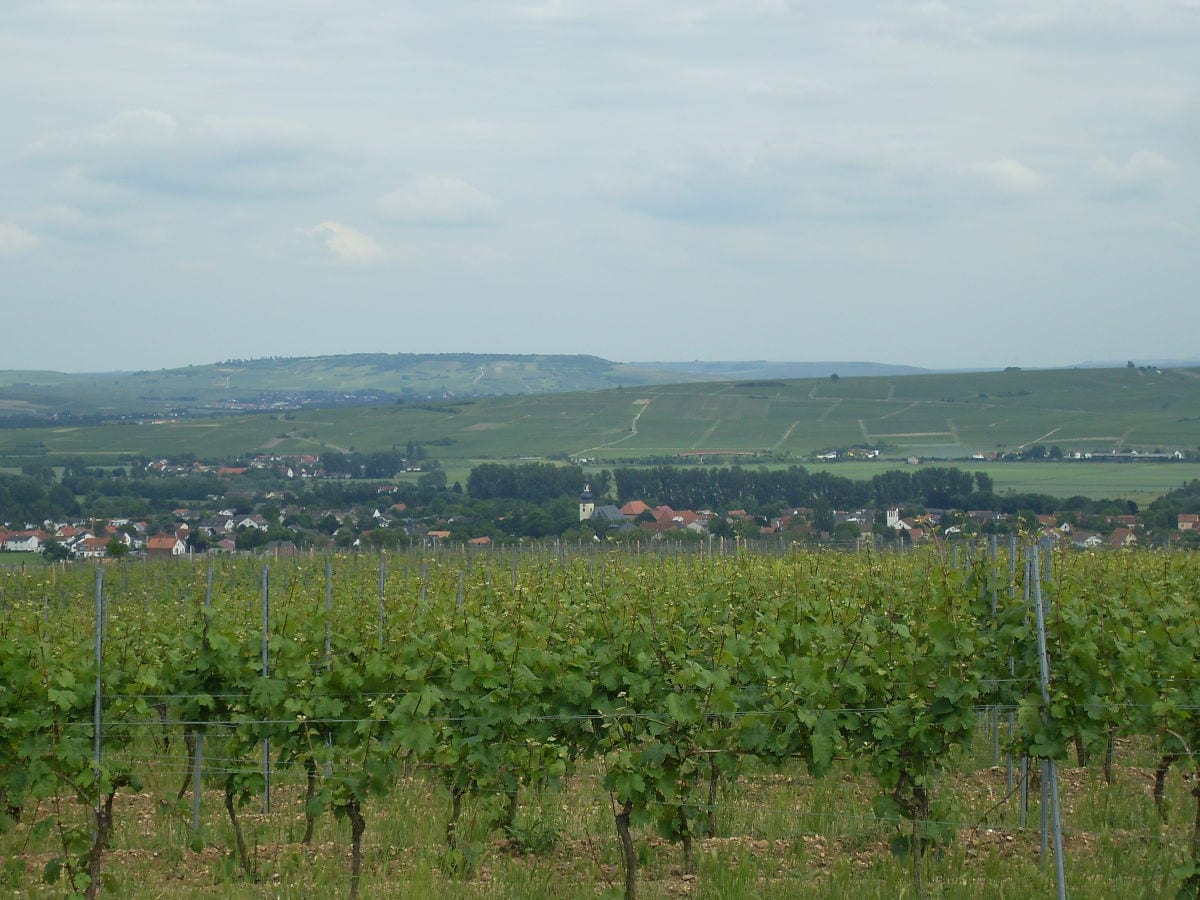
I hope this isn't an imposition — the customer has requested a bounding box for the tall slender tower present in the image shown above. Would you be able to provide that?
[579,482,595,522]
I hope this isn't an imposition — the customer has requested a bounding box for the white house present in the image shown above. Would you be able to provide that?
[4,531,45,552]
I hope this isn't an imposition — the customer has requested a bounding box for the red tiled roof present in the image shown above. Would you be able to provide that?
[652,506,676,525]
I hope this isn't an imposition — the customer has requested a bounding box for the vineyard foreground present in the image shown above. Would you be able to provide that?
[1,546,1199,898]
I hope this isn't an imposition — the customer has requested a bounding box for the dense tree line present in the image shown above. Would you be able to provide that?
[322,449,409,478]
[612,465,1135,521]
[60,471,226,504]
[0,473,80,525]
[613,466,867,511]
[1143,479,1200,530]
[301,476,452,510]
[870,467,992,508]
[612,465,955,511]
[467,462,610,504]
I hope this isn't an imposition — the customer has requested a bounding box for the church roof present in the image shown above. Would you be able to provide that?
[591,505,625,522]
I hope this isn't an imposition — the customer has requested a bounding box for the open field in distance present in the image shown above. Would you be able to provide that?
[0,355,929,417]
[802,461,1200,505]
[3,366,1200,501]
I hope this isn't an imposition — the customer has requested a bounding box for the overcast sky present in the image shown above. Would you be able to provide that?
[2,1,1197,372]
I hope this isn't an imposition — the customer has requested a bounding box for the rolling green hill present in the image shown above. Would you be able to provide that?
[3,366,1199,470]
[0,354,928,419]
[0,354,669,417]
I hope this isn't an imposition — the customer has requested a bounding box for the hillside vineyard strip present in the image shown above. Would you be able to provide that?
[7,366,1200,468]
[2,547,1200,898]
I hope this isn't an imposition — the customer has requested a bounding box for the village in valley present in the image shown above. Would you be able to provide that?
[3,449,1199,562]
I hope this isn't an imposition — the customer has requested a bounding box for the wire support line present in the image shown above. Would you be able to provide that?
[55,699,1200,732]
[101,678,1050,702]
[64,709,1016,730]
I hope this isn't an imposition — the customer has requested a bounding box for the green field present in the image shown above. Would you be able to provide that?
[0,355,852,417]
[0,551,47,568]
[0,356,930,418]
[804,460,1200,504]
[3,366,1200,500]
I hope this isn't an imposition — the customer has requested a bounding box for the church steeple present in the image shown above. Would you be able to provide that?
[579,482,595,521]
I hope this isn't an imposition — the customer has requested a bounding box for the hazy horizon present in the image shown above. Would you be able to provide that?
[2,351,1196,379]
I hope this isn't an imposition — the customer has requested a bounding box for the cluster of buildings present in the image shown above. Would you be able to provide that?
[0,521,187,558]
[577,485,1178,549]
[2,482,1197,560]
[892,509,1145,549]
[578,485,715,533]
[146,454,323,479]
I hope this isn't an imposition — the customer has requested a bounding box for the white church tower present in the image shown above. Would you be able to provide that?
[579,482,595,522]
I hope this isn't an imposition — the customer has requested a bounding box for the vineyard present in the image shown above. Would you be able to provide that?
[1,546,1199,898]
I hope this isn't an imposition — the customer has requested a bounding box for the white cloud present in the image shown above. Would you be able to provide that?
[302,222,383,264]
[510,0,803,24]
[1091,150,1175,197]
[378,176,500,227]
[629,57,837,104]
[27,110,331,199]
[617,159,786,225]
[979,2,1199,41]
[0,223,38,258]
[28,204,118,240]
[967,158,1045,193]
[895,2,1200,49]
[615,142,951,226]
[512,0,584,21]
[30,109,178,159]
[745,75,836,102]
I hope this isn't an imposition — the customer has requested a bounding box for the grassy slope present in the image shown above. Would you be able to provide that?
[3,367,1200,499]
[804,460,1200,504]
[0,356,938,417]
[0,354,683,416]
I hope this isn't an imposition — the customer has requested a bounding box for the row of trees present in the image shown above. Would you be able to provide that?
[612,465,994,512]
[1144,479,1200,531]
[321,444,430,478]
[467,463,610,503]
[0,473,80,524]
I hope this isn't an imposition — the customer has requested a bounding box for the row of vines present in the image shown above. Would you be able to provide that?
[1,547,1199,897]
